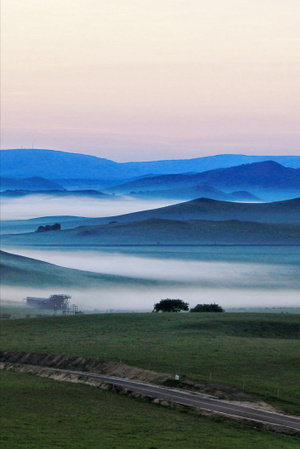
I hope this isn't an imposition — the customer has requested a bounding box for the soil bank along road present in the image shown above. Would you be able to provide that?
[4,364,299,432]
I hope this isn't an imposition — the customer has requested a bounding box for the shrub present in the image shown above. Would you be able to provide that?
[36,223,61,233]
[190,303,224,313]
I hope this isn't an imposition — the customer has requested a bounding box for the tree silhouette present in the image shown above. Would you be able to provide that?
[153,299,189,313]
[190,303,224,313]
[36,223,61,233]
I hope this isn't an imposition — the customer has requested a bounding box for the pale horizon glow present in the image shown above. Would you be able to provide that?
[1,0,300,161]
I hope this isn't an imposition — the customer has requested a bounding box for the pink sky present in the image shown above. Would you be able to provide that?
[1,0,299,161]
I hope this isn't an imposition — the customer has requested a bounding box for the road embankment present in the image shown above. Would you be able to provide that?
[1,351,299,435]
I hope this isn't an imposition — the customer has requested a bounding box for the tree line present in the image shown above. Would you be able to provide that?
[153,299,224,313]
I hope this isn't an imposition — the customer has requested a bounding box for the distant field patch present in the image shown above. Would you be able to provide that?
[183,319,300,339]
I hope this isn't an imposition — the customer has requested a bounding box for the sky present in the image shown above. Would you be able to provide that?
[1,0,300,161]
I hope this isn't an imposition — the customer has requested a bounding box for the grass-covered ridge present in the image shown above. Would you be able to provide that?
[3,218,300,246]
[1,312,299,415]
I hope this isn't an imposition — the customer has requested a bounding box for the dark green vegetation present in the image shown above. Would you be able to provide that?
[190,303,224,312]
[36,222,61,232]
[1,312,299,415]
[1,371,299,449]
[153,299,189,313]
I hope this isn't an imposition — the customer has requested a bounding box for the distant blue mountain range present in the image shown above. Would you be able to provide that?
[110,161,300,191]
[1,148,300,180]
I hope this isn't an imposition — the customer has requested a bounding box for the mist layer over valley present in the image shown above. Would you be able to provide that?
[1,164,299,312]
[0,194,177,221]
[2,245,299,311]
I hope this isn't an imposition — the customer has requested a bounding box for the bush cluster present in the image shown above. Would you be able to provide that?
[190,303,224,313]
[153,299,224,313]
[35,223,61,233]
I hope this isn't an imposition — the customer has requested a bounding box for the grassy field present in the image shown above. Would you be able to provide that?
[1,370,299,449]
[1,311,299,415]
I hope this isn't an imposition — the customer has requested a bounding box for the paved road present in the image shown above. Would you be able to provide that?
[43,366,300,431]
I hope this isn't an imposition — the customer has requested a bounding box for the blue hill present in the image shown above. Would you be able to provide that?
[1,148,300,180]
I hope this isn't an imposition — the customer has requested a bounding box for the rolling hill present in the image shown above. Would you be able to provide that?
[62,196,300,225]
[113,196,300,224]
[2,217,299,246]
[0,189,111,199]
[127,184,260,202]
[1,197,299,239]
[0,149,124,180]
[0,250,169,288]
[105,161,300,201]
[0,177,65,192]
[0,184,259,202]
[1,149,300,181]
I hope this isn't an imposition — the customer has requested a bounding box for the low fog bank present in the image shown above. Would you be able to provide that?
[2,248,299,310]
[2,285,300,312]
[6,248,300,291]
[0,195,177,220]
[7,245,299,265]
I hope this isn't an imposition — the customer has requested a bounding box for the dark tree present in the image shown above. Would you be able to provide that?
[190,303,224,313]
[51,223,61,231]
[153,299,189,313]
[35,223,61,233]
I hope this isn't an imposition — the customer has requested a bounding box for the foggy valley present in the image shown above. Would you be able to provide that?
[1,194,299,312]
[1,152,299,313]
[0,193,178,221]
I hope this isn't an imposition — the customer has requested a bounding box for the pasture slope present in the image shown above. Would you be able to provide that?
[1,312,299,415]
[1,311,300,448]
[1,369,299,449]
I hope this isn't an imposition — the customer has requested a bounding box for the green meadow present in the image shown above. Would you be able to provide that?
[1,369,299,449]
[1,312,299,416]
